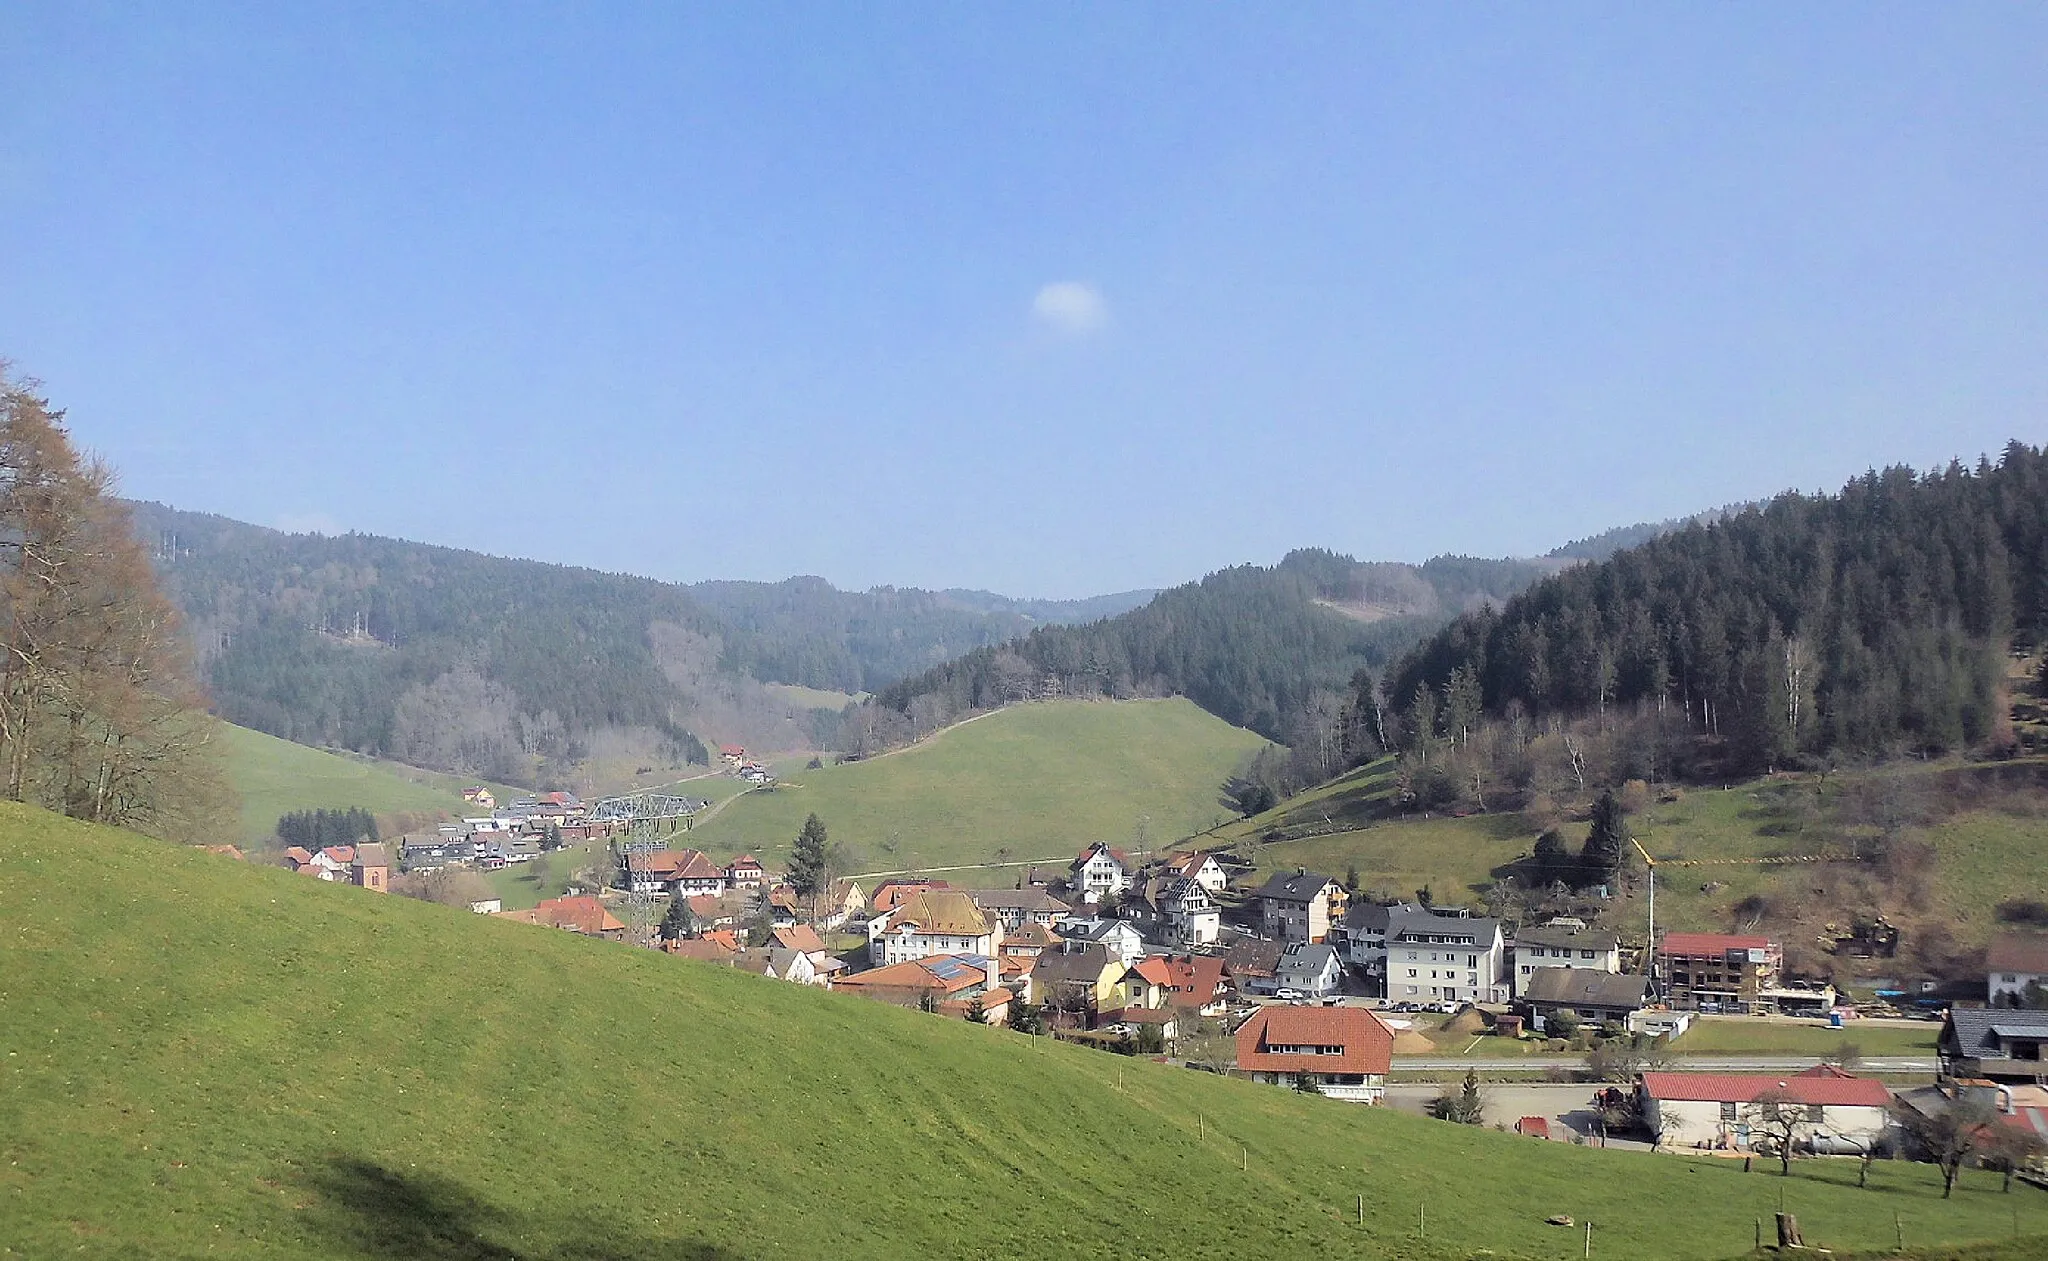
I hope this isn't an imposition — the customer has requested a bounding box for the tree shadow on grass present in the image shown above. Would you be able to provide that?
[304,1156,740,1260]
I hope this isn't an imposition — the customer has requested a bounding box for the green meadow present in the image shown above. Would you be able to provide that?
[685,698,1268,873]
[3,802,2043,1259]
[217,722,490,846]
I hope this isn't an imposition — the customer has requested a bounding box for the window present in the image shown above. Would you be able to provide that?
[1581,950,1596,960]
[1407,969,1417,978]
[1467,955,1478,967]
[1804,1105,1824,1123]
[1720,1102,1737,1122]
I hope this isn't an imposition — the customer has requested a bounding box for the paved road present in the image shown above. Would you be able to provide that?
[1383,1083,1656,1150]
[1393,1056,1935,1073]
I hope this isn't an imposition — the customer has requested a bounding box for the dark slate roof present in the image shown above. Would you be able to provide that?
[1277,943,1341,976]
[1032,943,1116,987]
[1388,909,1502,947]
[1513,924,1621,952]
[1257,871,1338,903]
[1344,901,1420,933]
[1519,968,1650,1010]
[1947,1007,2048,1056]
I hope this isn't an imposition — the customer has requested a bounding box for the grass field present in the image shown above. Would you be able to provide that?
[1224,755,2048,959]
[5,802,2044,1260]
[685,698,1268,873]
[217,722,492,846]
[1669,1018,1937,1058]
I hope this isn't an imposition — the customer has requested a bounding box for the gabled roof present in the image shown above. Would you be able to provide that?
[771,925,827,955]
[963,888,1068,914]
[1071,842,1132,871]
[1343,901,1420,933]
[1946,1007,2048,1056]
[1256,871,1339,903]
[1659,932,1775,957]
[1165,851,1219,875]
[836,953,994,997]
[352,843,390,867]
[495,896,625,936]
[1156,954,1231,1010]
[1001,920,1060,950]
[1059,917,1139,943]
[1235,1006,1394,1076]
[1388,909,1502,948]
[1520,968,1650,1010]
[870,880,949,913]
[1129,957,1175,988]
[1277,942,1341,975]
[883,891,994,937]
[284,847,314,865]
[626,849,723,881]
[1031,943,1116,988]
[665,938,739,962]
[1641,1066,1889,1107]
[1224,938,1283,977]
[1514,924,1620,952]
[727,854,765,871]
[319,846,356,864]
[1988,934,2048,976]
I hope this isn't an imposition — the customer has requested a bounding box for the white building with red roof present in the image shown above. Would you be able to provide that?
[1234,1005,1395,1103]
[1639,1065,1891,1151]
[1987,933,2048,1006]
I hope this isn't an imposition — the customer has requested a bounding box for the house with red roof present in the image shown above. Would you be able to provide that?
[724,855,768,890]
[1155,954,1234,1017]
[624,849,727,897]
[834,954,1011,1024]
[1234,1005,1394,1103]
[1655,932,1783,1012]
[1639,1065,1891,1151]
[492,896,627,941]
[1988,933,2048,1006]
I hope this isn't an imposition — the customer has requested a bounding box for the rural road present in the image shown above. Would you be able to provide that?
[1393,1056,1935,1073]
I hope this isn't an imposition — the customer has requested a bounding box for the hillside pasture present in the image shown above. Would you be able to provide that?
[4,803,2045,1259]
[685,698,1267,872]
[218,722,484,846]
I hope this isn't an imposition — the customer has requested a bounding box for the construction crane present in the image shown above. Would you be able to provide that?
[1631,837,1658,994]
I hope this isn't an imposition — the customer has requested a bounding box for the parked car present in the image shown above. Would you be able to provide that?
[1805,1133,1870,1156]
[1274,988,1303,1001]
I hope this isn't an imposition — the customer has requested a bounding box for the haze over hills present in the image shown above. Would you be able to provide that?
[128,499,1683,788]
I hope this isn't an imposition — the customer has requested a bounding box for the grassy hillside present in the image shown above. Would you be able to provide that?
[1219,755,2048,973]
[685,698,1268,872]
[5,804,2044,1259]
[218,722,488,846]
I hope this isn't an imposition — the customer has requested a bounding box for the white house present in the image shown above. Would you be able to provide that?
[1511,920,1622,997]
[1274,942,1345,998]
[1639,1067,1892,1152]
[867,891,1001,967]
[1386,909,1508,1005]
[1163,850,1230,895]
[1070,842,1132,903]
[1057,917,1147,966]
[1988,934,2048,1006]
[1336,901,1422,972]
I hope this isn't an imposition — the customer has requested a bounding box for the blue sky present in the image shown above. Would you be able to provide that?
[4,6,2044,597]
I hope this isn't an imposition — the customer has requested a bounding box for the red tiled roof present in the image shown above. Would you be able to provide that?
[1659,932,1775,957]
[1157,955,1230,1010]
[321,846,356,864]
[1641,1066,1889,1107]
[701,930,741,951]
[772,925,827,955]
[1989,934,2048,976]
[1234,1006,1394,1077]
[628,849,723,882]
[1129,957,1174,988]
[512,896,626,936]
[284,847,314,865]
[665,939,738,962]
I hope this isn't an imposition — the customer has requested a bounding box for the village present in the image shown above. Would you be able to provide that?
[274,756,2048,1180]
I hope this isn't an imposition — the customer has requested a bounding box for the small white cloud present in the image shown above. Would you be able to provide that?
[276,511,343,536]
[1031,281,1108,336]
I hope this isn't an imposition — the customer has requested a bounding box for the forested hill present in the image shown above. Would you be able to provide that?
[684,577,1152,693]
[853,549,1560,754]
[124,502,1144,781]
[1388,442,2048,774]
